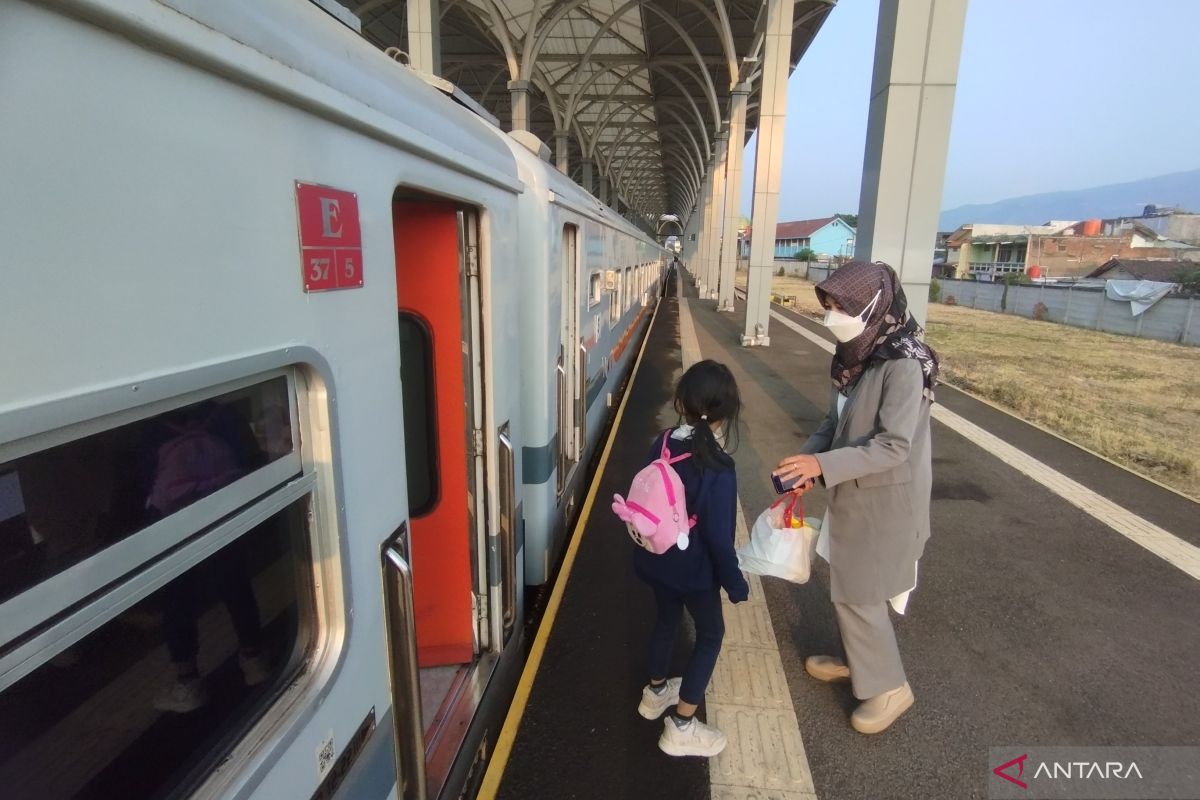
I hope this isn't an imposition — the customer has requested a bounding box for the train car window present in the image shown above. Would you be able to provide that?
[588,272,602,308]
[0,498,316,800]
[624,268,632,310]
[0,378,294,605]
[397,312,438,516]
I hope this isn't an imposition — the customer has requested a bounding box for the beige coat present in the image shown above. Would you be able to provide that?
[801,358,933,604]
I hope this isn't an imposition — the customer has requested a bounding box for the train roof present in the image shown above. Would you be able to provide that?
[157,0,520,192]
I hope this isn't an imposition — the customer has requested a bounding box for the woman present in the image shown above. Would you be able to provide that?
[773,260,938,735]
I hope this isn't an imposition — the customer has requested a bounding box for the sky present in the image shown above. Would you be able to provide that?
[741,0,1200,221]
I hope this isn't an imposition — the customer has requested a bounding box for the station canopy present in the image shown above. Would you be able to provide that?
[343,0,835,226]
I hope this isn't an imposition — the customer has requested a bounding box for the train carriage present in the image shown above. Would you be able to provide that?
[505,137,666,586]
[0,1,663,799]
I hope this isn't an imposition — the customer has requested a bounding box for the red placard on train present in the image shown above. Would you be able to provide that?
[295,182,364,292]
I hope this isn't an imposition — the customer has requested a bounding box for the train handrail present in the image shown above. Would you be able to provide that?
[382,525,427,800]
[497,424,518,635]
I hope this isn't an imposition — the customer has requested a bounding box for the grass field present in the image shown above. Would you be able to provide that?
[735,272,1200,499]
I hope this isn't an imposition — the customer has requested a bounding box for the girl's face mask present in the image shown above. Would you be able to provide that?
[823,289,881,343]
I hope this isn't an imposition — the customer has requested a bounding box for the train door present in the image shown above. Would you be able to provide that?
[390,199,491,798]
[557,225,580,496]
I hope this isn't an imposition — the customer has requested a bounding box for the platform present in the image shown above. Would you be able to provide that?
[481,266,1200,800]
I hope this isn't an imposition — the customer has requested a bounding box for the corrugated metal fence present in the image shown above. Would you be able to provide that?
[765,261,1198,346]
[934,278,1198,345]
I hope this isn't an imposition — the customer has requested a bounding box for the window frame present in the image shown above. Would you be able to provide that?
[0,344,357,800]
[0,369,304,651]
[588,271,603,308]
[0,351,346,770]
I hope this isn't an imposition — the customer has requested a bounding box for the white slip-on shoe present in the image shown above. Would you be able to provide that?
[850,682,915,734]
[804,655,851,683]
[658,715,728,758]
[637,677,682,719]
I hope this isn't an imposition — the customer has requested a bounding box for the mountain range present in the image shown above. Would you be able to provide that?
[938,168,1200,231]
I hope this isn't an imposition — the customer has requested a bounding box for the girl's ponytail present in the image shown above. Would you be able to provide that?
[673,360,741,471]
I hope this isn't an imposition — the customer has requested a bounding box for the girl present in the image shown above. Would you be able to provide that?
[634,360,749,757]
[773,260,938,735]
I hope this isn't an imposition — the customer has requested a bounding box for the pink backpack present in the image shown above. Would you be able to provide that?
[146,410,245,515]
[612,430,697,554]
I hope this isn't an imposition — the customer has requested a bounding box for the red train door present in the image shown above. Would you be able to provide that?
[392,201,482,674]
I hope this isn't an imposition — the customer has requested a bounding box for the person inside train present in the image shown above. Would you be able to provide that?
[633,360,749,758]
[772,260,938,735]
[136,400,273,713]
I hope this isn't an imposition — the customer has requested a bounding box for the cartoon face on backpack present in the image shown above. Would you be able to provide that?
[612,431,697,554]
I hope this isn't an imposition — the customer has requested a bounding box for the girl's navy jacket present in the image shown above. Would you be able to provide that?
[632,428,749,602]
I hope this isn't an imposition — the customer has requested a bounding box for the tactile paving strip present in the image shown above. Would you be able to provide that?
[680,285,819,799]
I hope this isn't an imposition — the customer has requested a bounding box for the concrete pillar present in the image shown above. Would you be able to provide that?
[581,158,594,195]
[702,131,729,300]
[687,178,706,266]
[696,167,715,295]
[718,84,750,312]
[407,0,441,75]
[599,175,610,207]
[855,0,967,326]
[554,131,570,174]
[508,79,532,132]
[742,0,793,346]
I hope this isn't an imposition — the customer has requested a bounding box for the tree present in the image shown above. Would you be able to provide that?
[796,247,818,264]
[836,213,858,228]
[1175,267,1200,294]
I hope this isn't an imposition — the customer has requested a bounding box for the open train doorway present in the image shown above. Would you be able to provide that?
[391,197,489,796]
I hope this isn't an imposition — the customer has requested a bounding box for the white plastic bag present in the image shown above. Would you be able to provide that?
[737,495,820,584]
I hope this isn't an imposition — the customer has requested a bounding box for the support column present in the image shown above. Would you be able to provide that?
[742,0,793,346]
[855,0,967,326]
[599,175,610,207]
[406,0,441,75]
[702,131,729,300]
[581,158,594,195]
[687,172,708,266]
[508,79,532,132]
[554,131,570,174]
[718,84,750,312]
[695,167,716,295]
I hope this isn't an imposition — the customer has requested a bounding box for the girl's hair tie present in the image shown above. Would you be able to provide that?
[700,414,708,421]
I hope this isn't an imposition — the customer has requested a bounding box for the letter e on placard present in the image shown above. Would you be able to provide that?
[296,182,364,292]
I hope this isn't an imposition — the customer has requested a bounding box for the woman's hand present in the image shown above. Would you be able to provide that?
[774,454,823,491]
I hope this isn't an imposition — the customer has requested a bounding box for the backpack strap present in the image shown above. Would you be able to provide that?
[660,428,693,465]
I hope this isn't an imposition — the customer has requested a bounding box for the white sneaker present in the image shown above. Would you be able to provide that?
[658,715,727,758]
[637,678,682,719]
[153,677,210,713]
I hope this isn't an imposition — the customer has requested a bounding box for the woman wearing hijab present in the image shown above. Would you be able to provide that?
[773,260,939,735]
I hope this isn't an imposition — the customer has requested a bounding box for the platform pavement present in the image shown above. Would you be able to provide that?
[488,267,1200,800]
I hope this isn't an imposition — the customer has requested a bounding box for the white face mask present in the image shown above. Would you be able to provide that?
[822,289,881,343]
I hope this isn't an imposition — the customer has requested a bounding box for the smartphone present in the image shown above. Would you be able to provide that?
[771,473,799,494]
[772,473,814,494]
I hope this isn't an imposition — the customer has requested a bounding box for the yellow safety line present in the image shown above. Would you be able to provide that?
[476,290,665,799]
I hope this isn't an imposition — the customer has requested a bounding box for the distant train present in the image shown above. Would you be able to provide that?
[0,2,665,799]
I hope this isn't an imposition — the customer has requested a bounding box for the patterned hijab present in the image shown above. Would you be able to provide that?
[815,261,940,400]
